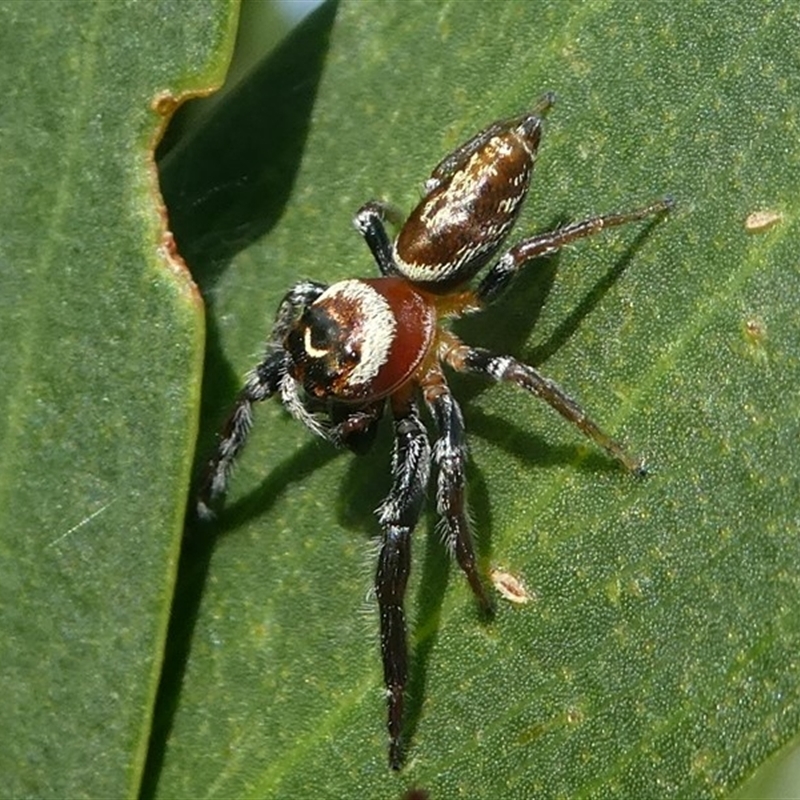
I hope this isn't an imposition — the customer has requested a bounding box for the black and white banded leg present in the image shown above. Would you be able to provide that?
[196,281,328,518]
[424,370,491,611]
[447,345,645,475]
[197,351,287,519]
[353,200,405,277]
[477,197,674,305]
[375,396,431,769]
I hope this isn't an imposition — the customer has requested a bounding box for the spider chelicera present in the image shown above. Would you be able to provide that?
[197,92,672,769]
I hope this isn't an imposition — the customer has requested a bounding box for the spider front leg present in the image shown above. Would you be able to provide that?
[422,366,491,611]
[196,280,327,518]
[196,351,287,519]
[445,342,645,475]
[353,200,405,277]
[477,197,674,305]
[375,393,430,769]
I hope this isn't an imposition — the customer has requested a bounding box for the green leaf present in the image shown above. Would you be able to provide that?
[7,0,798,797]
[0,2,238,798]
[153,1,800,796]
[154,0,800,797]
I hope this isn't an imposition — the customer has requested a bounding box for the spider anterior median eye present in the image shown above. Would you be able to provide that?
[302,308,349,360]
[303,324,330,358]
[306,320,360,371]
[290,309,365,400]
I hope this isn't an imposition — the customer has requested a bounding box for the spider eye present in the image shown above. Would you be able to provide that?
[302,312,342,359]
[285,305,359,399]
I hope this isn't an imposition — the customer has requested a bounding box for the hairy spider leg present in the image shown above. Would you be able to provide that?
[196,351,287,519]
[353,200,406,277]
[477,197,675,304]
[196,280,328,518]
[375,390,431,770]
[421,362,492,611]
[444,338,645,475]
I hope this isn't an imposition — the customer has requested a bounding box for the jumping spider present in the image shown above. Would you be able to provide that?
[198,93,672,769]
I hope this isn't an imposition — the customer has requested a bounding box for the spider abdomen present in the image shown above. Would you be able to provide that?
[393,121,541,289]
[285,277,436,403]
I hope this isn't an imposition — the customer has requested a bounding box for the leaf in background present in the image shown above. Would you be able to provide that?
[147,2,800,797]
[6,0,798,797]
[0,2,238,797]
[153,1,800,797]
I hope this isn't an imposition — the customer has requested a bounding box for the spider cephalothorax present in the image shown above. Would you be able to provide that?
[198,93,672,769]
[285,278,436,402]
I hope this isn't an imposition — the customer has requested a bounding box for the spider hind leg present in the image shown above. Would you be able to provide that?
[477,197,674,306]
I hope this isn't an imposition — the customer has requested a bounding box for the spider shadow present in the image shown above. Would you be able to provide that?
[142,436,342,798]
[141,3,339,797]
[159,0,341,479]
[338,212,666,761]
